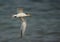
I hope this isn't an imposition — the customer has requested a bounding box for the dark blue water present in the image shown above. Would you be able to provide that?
[0,0,60,42]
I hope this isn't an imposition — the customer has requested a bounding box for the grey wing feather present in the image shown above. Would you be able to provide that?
[17,8,23,13]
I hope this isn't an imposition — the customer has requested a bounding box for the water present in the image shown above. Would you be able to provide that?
[0,0,60,42]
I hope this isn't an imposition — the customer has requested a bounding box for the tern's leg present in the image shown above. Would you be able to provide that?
[20,21,27,38]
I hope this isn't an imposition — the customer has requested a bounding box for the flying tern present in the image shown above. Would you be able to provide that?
[12,8,31,38]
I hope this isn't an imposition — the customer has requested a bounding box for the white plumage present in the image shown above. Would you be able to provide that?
[13,13,30,17]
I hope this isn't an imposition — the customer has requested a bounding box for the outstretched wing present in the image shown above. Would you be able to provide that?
[17,7,23,13]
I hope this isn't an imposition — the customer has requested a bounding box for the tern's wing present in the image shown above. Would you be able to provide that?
[17,7,23,13]
[20,17,27,38]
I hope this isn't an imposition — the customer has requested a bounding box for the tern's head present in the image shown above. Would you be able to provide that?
[12,15,17,18]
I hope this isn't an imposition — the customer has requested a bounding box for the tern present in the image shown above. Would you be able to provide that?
[12,8,31,38]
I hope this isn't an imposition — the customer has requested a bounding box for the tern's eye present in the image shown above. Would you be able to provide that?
[14,16,17,18]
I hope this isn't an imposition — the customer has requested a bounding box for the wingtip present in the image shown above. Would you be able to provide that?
[20,30,23,38]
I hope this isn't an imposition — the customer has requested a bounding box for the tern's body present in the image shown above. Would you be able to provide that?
[12,8,31,38]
